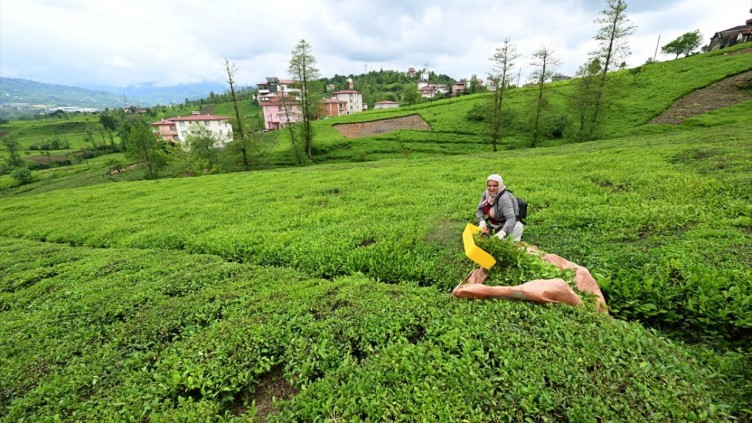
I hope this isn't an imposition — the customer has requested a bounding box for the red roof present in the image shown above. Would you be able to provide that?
[167,114,229,121]
[322,98,347,104]
[151,119,174,126]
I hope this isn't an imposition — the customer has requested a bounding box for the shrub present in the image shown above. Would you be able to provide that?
[466,103,487,121]
[9,167,33,185]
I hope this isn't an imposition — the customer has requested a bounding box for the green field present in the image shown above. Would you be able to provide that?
[1,44,752,421]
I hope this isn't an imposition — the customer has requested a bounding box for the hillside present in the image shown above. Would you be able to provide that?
[0,77,229,119]
[0,78,128,110]
[1,44,752,421]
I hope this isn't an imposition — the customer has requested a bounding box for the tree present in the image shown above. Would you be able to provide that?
[121,120,168,179]
[99,113,119,132]
[569,58,603,142]
[486,39,519,152]
[224,59,249,170]
[2,135,24,168]
[588,0,636,139]
[628,65,644,84]
[661,30,702,59]
[470,74,479,93]
[278,86,304,165]
[288,39,320,160]
[228,118,266,170]
[402,83,419,105]
[529,46,560,147]
[185,126,221,174]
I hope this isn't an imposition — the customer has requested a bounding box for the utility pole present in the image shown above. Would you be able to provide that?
[653,34,661,62]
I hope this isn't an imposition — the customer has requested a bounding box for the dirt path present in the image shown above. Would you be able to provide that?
[334,114,431,139]
[651,67,752,125]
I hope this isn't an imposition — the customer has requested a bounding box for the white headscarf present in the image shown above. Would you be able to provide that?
[484,174,507,205]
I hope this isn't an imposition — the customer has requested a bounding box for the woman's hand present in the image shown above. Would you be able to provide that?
[481,227,490,235]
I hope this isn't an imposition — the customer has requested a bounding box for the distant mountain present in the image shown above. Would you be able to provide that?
[0,78,230,112]
[0,77,129,109]
[83,81,229,106]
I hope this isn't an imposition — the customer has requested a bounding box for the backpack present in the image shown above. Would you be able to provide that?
[516,197,528,224]
[506,190,528,224]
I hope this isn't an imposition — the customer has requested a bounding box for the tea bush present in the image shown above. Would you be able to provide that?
[1,124,750,346]
[1,237,747,421]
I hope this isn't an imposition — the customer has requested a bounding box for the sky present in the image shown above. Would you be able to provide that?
[1,0,750,89]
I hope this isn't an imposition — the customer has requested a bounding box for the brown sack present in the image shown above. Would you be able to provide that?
[453,246,608,313]
[453,277,584,306]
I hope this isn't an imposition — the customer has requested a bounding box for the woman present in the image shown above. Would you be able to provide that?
[476,174,524,241]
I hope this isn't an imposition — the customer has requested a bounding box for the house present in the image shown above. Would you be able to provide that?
[708,9,752,50]
[158,113,234,147]
[406,67,416,77]
[420,85,436,98]
[452,81,465,95]
[551,74,572,82]
[256,76,300,96]
[151,119,179,142]
[374,100,399,110]
[331,90,363,115]
[318,98,348,117]
[259,92,302,130]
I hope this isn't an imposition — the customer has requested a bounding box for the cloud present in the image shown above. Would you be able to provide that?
[105,55,133,68]
[1,0,749,88]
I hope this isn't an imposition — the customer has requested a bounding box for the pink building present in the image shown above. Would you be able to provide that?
[259,93,302,130]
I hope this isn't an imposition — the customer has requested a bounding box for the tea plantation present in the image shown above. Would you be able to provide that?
[1,44,751,421]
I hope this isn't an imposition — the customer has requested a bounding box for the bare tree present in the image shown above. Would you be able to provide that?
[278,86,304,165]
[288,39,320,160]
[487,39,519,152]
[529,46,560,147]
[224,59,249,169]
[588,0,636,139]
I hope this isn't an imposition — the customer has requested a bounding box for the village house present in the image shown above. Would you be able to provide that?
[151,119,178,142]
[330,90,364,114]
[416,70,451,98]
[256,76,300,96]
[452,81,465,95]
[374,100,399,110]
[707,9,752,50]
[259,92,302,130]
[317,98,348,117]
[151,112,233,147]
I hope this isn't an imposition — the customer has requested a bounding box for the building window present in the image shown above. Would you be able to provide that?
[204,121,210,127]
[181,131,187,138]
[170,125,176,131]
